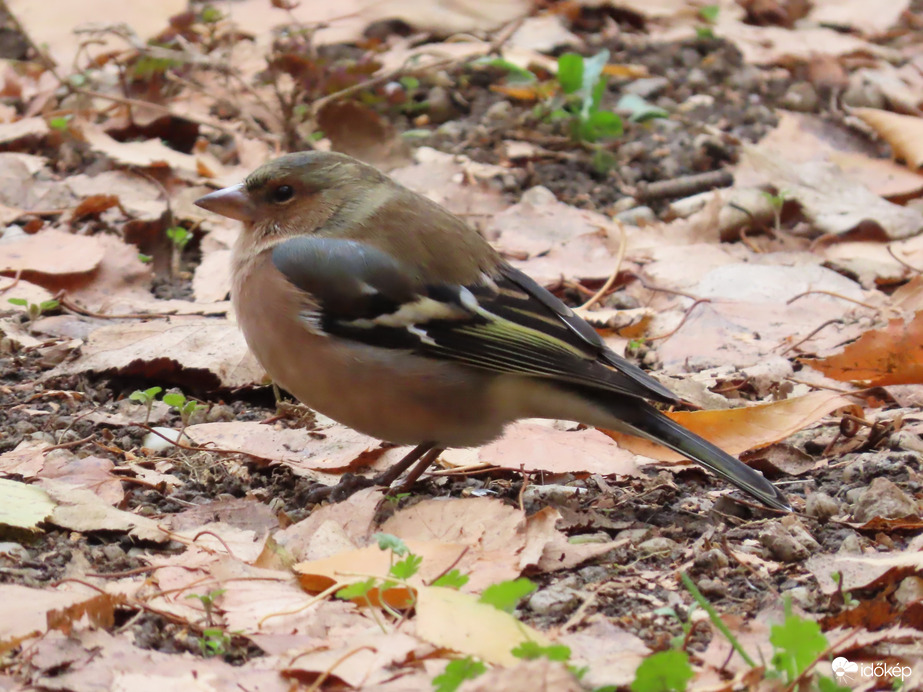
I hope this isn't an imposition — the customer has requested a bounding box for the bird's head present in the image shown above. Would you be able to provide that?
[195,151,388,245]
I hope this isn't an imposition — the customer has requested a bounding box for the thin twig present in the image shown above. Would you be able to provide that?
[579,224,628,310]
[786,290,881,312]
[777,319,844,356]
[647,299,711,341]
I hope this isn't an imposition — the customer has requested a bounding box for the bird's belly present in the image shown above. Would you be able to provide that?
[234,263,505,447]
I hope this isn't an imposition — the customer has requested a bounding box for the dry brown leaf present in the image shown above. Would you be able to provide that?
[854,108,923,170]
[280,631,424,688]
[0,585,115,655]
[27,629,289,692]
[559,618,651,688]
[415,586,552,666]
[42,481,166,541]
[53,318,264,390]
[603,391,855,462]
[192,249,231,303]
[38,454,124,506]
[0,229,104,276]
[267,488,382,565]
[294,539,467,606]
[806,535,923,594]
[6,0,185,66]
[185,421,389,472]
[808,0,910,35]
[381,497,528,590]
[487,186,621,285]
[459,659,581,692]
[803,312,923,386]
[742,147,923,239]
[81,125,223,180]
[459,424,643,477]
[737,111,923,198]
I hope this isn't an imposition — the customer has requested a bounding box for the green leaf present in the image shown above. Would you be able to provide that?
[472,57,536,84]
[579,49,609,118]
[166,226,191,250]
[699,5,720,23]
[817,676,851,692]
[390,553,423,580]
[694,26,715,40]
[556,53,584,95]
[478,578,536,613]
[617,94,669,123]
[432,657,486,692]
[372,532,409,556]
[162,392,186,408]
[399,75,420,90]
[588,110,623,138]
[201,5,222,23]
[631,650,693,692]
[511,640,571,662]
[336,578,377,600]
[769,609,828,682]
[39,299,59,312]
[49,116,70,131]
[7,298,28,307]
[432,569,469,589]
[138,253,153,263]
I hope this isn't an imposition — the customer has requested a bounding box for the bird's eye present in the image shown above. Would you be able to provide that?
[270,184,294,204]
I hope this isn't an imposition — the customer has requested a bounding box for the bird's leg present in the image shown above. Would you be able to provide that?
[390,446,444,494]
[304,442,438,504]
[373,442,439,487]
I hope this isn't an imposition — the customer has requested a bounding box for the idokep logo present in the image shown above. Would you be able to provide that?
[831,656,913,684]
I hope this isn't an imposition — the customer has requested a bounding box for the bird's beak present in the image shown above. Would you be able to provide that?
[195,183,257,222]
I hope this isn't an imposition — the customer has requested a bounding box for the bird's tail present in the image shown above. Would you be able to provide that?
[590,395,791,512]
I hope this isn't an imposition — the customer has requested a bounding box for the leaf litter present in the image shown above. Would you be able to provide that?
[0,0,923,690]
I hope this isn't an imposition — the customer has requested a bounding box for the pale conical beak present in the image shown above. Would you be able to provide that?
[194,183,256,222]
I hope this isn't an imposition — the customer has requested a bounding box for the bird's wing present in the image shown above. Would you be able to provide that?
[272,236,677,403]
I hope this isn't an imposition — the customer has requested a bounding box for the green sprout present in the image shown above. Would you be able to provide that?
[186,588,226,626]
[8,297,59,328]
[432,657,487,692]
[695,5,720,39]
[197,627,232,658]
[129,386,163,425]
[553,50,623,143]
[162,391,206,438]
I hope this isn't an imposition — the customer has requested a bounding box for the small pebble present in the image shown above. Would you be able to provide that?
[638,536,678,556]
[697,578,727,598]
[852,477,919,522]
[694,548,729,571]
[780,82,819,112]
[528,586,580,616]
[623,77,670,99]
[484,100,513,123]
[614,206,655,226]
[895,576,923,605]
[760,522,808,562]
[616,528,652,544]
[805,492,840,521]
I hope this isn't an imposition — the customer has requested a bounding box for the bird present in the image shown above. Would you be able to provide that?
[194,151,791,512]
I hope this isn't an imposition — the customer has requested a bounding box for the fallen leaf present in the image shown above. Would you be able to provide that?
[0,229,104,276]
[52,318,264,390]
[415,586,552,666]
[602,391,856,461]
[0,478,55,530]
[854,108,923,170]
[803,312,923,385]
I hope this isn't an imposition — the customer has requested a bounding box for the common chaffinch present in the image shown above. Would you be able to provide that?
[195,151,790,511]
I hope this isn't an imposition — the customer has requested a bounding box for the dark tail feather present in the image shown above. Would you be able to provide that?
[597,397,791,512]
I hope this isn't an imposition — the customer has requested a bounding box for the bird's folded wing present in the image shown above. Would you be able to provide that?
[272,236,677,403]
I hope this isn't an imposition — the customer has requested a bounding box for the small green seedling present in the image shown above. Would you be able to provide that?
[761,190,788,233]
[553,50,623,143]
[197,627,232,658]
[166,226,192,251]
[186,588,226,626]
[129,386,163,425]
[162,391,206,437]
[631,649,694,692]
[8,298,59,328]
[478,577,536,613]
[138,253,153,264]
[653,604,699,650]
[432,657,487,692]
[695,5,719,39]
[49,115,72,132]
